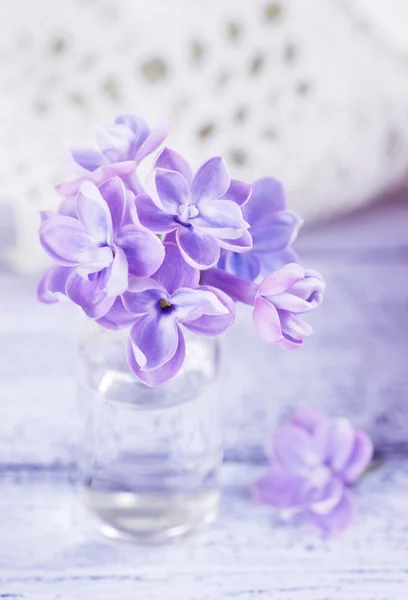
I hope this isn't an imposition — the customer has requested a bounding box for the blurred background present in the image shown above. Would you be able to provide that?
[0,0,407,465]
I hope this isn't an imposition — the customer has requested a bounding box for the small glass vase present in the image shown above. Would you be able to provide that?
[77,325,222,543]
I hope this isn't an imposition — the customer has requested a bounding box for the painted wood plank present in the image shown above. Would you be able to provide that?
[0,462,408,598]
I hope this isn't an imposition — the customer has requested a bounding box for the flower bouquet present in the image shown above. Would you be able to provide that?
[37,115,326,541]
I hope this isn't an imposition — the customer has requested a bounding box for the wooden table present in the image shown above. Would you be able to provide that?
[0,196,407,599]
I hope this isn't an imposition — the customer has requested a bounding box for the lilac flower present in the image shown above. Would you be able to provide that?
[253,263,325,349]
[201,263,325,349]
[56,115,167,202]
[136,148,252,269]
[38,177,164,318]
[98,243,236,386]
[253,409,374,537]
[218,178,302,281]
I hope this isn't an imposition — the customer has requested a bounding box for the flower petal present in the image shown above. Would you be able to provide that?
[115,114,149,149]
[291,409,326,435]
[152,242,200,293]
[176,226,220,269]
[253,296,282,343]
[221,179,251,206]
[258,263,305,297]
[195,199,249,240]
[155,147,193,185]
[129,312,179,370]
[134,119,168,163]
[96,297,137,330]
[244,177,286,225]
[191,157,230,204]
[65,270,115,318]
[341,431,373,484]
[75,246,113,276]
[105,246,128,297]
[37,265,73,303]
[98,177,126,234]
[259,248,299,276]
[171,287,228,322]
[136,193,176,233]
[306,477,344,515]
[217,229,253,254]
[279,311,313,342]
[76,181,113,245]
[272,425,320,475]
[319,418,356,473]
[223,251,261,281]
[94,124,134,163]
[56,161,137,198]
[182,285,235,336]
[252,211,302,254]
[40,215,94,266]
[306,490,354,537]
[153,168,190,213]
[70,148,106,172]
[253,467,304,509]
[127,326,186,387]
[116,224,165,278]
[122,287,166,316]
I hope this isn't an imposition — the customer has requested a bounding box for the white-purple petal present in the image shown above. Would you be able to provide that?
[40,215,95,266]
[151,242,200,294]
[171,287,228,322]
[217,229,253,254]
[176,226,220,270]
[252,211,302,254]
[253,296,282,343]
[76,181,113,245]
[319,418,356,474]
[253,467,304,509]
[258,263,305,297]
[271,291,315,313]
[37,265,73,303]
[136,193,177,233]
[272,425,320,476]
[182,285,235,336]
[94,123,134,162]
[98,177,126,234]
[279,311,313,341]
[65,270,115,318]
[224,251,261,282]
[56,161,137,198]
[96,297,137,330]
[244,177,286,225]
[122,287,166,316]
[116,224,165,278]
[75,246,113,275]
[306,490,354,537]
[155,147,193,185]
[134,119,168,164]
[154,168,190,213]
[129,312,179,371]
[127,326,186,387]
[191,157,230,204]
[70,148,106,172]
[194,199,249,240]
[341,431,373,484]
[105,246,128,297]
[221,178,251,207]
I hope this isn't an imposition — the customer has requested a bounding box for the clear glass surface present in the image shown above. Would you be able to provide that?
[77,325,222,543]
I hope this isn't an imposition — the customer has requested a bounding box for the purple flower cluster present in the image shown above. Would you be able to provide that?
[38,114,325,386]
[254,410,373,536]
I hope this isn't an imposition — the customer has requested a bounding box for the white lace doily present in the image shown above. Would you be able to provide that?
[0,0,408,271]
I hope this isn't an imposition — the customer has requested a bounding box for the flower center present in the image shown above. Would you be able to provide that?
[177,204,199,224]
[158,299,174,314]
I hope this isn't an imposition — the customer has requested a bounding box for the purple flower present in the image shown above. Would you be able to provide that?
[201,263,325,349]
[98,243,236,386]
[136,148,252,269]
[253,263,325,349]
[56,115,168,199]
[253,409,374,537]
[38,177,164,318]
[218,178,302,281]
